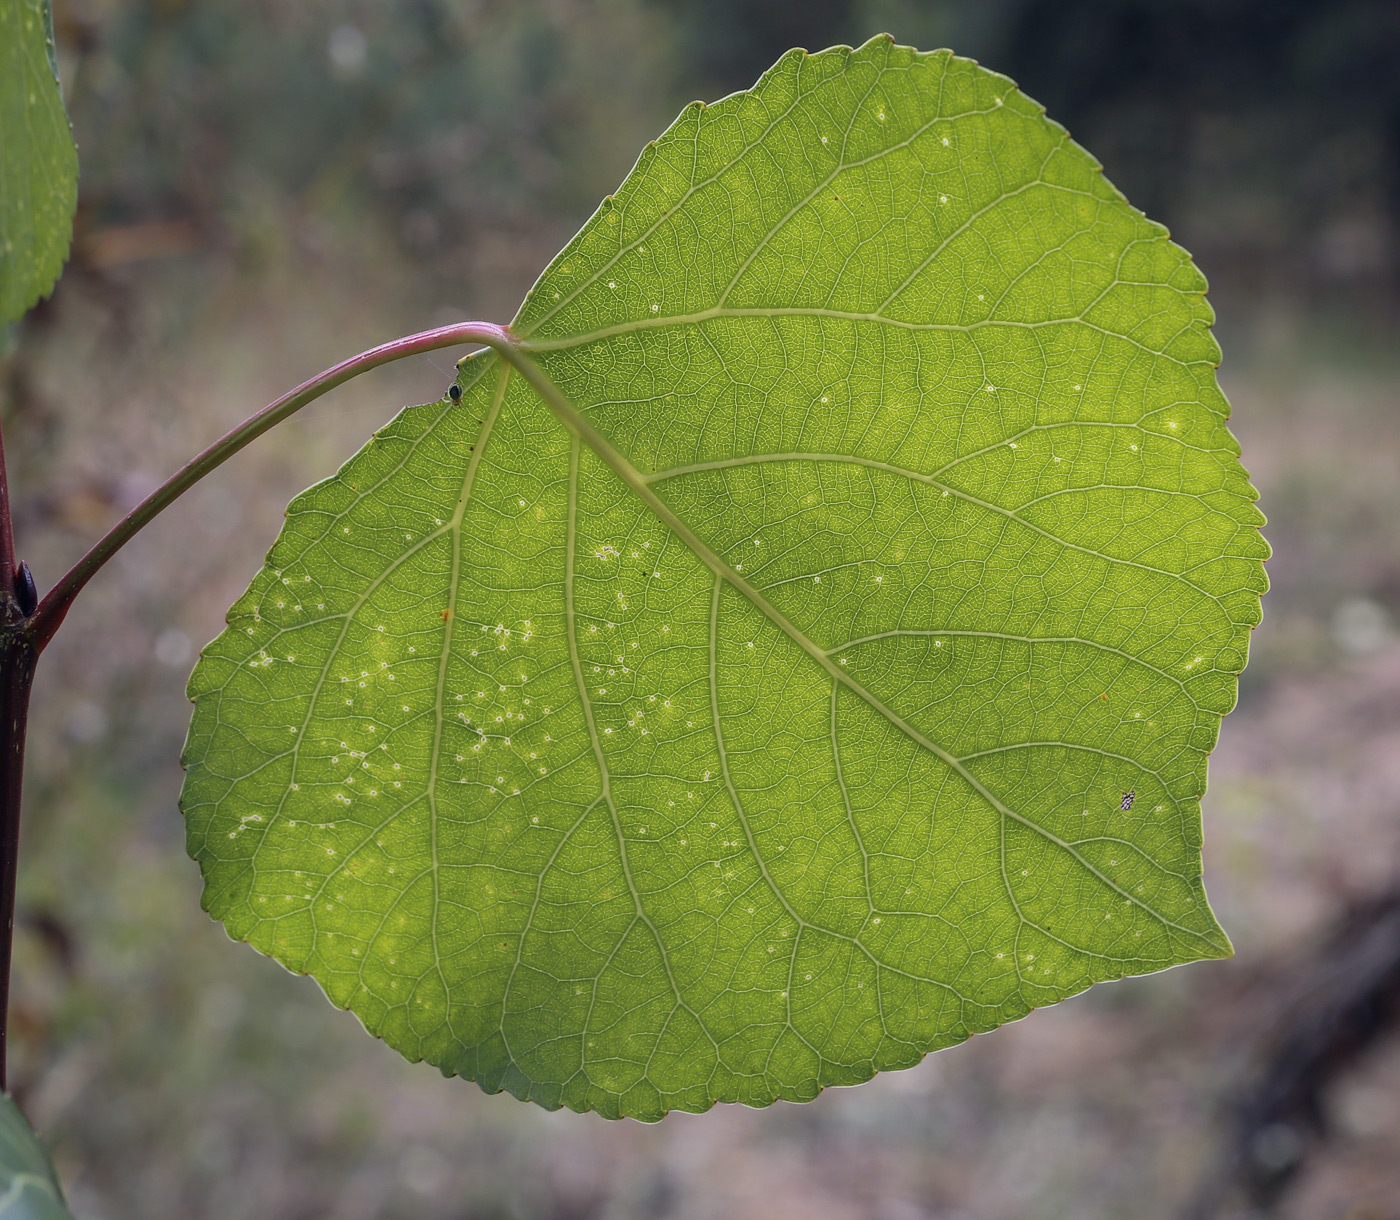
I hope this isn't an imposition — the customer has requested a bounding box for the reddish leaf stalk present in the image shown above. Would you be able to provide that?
[28,320,514,649]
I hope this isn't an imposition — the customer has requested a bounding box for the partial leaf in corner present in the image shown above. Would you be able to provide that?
[0,0,79,323]
[0,1094,72,1220]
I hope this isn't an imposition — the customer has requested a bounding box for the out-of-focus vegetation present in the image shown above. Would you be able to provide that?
[45,0,1400,314]
[3,1,1400,1216]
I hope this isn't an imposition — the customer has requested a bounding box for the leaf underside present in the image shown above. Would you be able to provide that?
[0,0,78,324]
[182,38,1267,1120]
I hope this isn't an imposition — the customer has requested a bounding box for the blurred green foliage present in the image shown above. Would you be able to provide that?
[50,0,1400,305]
[58,0,679,303]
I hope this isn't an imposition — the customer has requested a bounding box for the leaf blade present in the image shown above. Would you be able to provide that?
[182,38,1266,1119]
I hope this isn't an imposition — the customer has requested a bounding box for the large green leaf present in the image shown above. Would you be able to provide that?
[182,38,1267,1119]
[0,0,79,323]
[0,1095,72,1220]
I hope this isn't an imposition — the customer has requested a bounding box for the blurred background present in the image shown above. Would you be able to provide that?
[3,1,1400,1216]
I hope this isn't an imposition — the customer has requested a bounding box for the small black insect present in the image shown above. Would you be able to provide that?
[447,383,462,402]
[14,561,38,617]
[1120,790,1135,812]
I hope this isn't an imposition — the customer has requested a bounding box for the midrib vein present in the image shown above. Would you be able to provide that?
[498,343,1220,946]
[708,576,973,1000]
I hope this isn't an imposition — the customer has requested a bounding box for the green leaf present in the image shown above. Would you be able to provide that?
[181,38,1267,1120]
[0,1094,72,1220]
[0,0,79,324]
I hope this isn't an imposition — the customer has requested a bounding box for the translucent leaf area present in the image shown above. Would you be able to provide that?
[0,1095,72,1219]
[182,39,1268,1119]
[0,0,78,324]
